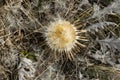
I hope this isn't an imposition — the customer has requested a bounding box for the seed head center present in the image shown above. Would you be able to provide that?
[46,20,76,51]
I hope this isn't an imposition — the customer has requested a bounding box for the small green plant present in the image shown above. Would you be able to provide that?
[21,50,36,61]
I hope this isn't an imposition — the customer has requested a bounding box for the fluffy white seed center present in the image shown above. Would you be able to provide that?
[45,20,76,52]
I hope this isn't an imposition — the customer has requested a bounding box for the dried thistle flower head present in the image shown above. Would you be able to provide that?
[45,19,87,60]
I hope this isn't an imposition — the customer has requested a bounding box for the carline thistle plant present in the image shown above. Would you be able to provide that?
[36,0,91,61]
[44,19,87,60]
